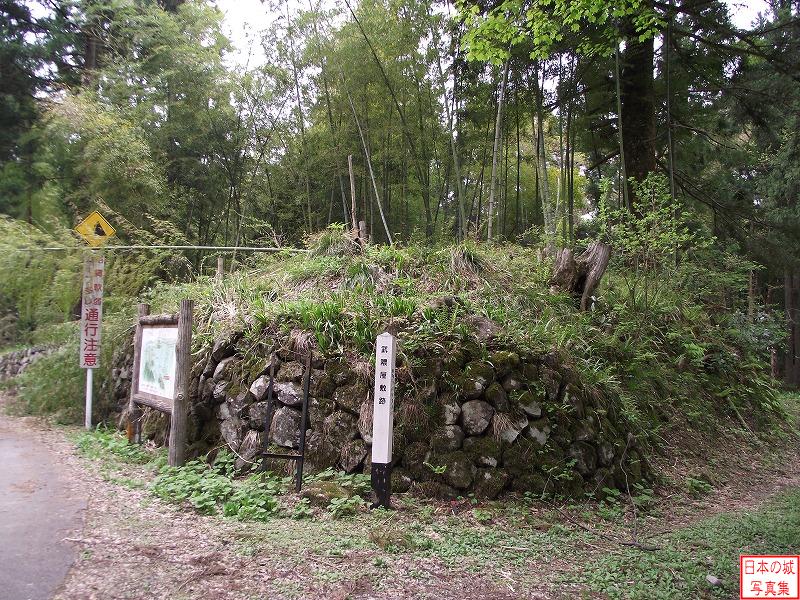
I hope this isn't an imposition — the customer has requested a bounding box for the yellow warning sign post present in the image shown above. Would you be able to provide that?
[75,211,116,247]
[74,210,115,429]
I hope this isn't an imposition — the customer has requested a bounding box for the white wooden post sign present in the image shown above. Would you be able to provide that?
[371,331,396,508]
[79,253,105,429]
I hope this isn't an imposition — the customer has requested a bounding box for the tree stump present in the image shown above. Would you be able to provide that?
[550,241,611,310]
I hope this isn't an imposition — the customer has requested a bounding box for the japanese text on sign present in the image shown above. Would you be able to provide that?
[79,254,105,368]
[740,555,800,599]
[371,333,396,465]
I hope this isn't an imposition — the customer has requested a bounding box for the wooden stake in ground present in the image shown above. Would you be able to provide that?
[127,303,150,444]
[168,299,193,467]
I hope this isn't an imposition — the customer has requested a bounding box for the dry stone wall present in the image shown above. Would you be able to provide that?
[147,330,651,500]
[0,347,49,379]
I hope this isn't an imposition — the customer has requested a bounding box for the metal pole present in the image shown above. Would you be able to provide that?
[85,368,93,430]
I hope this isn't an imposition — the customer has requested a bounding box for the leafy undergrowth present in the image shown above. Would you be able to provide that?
[142,231,786,441]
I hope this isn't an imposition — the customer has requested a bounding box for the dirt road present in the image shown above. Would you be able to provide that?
[0,411,85,600]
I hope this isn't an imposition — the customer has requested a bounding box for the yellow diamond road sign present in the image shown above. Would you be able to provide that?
[75,211,116,247]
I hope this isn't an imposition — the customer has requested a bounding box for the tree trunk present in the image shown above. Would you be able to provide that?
[488,61,510,241]
[621,21,656,210]
[551,241,611,310]
[785,269,800,387]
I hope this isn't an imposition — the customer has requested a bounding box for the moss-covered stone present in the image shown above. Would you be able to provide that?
[463,435,503,467]
[502,438,543,477]
[430,451,475,490]
[489,351,520,377]
[485,382,510,411]
[473,468,510,499]
[511,472,548,495]
[300,480,353,507]
[430,425,465,453]
[464,360,494,386]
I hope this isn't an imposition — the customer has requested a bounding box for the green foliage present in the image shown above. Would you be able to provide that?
[75,428,153,464]
[328,495,366,519]
[460,0,663,63]
[222,475,281,521]
[152,458,235,514]
[598,175,712,313]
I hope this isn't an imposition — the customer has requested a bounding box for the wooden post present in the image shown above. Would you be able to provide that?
[127,303,149,444]
[168,299,193,467]
[215,256,224,281]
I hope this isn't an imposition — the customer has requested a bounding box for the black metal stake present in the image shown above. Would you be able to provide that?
[370,462,392,509]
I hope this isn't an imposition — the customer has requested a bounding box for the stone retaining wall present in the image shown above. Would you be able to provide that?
[118,329,649,500]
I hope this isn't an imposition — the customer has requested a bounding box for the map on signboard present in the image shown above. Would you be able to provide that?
[138,326,179,400]
[75,210,116,247]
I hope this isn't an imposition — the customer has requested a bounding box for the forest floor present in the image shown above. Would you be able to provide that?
[2,391,799,600]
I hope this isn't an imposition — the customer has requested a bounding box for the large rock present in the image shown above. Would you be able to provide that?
[270,406,302,448]
[568,441,597,476]
[440,394,461,425]
[309,397,335,430]
[503,439,541,477]
[461,400,494,435]
[463,436,502,468]
[274,381,304,407]
[235,429,265,472]
[249,375,271,401]
[248,401,270,431]
[541,366,562,402]
[501,372,523,393]
[515,390,543,418]
[485,383,510,412]
[215,401,232,421]
[598,440,615,467]
[430,425,465,454]
[391,468,413,493]
[277,361,304,383]
[220,416,244,451]
[212,380,230,403]
[473,468,510,499]
[210,332,240,362]
[563,384,585,418]
[300,480,352,507]
[340,439,368,473]
[334,381,368,414]
[213,356,237,382]
[322,410,359,449]
[489,351,520,377]
[527,416,551,446]
[358,401,373,443]
[309,369,335,398]
[306,431,339,469]
[434,451,474,490]
[465,360,494,387]
[325,360,353,385]
[226,391,251,418]
[512,472,548,495]
[573,417,597,442]
[402,441,431,481]
[494,409,529,444]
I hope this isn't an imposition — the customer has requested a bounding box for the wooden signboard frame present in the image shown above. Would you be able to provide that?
[127,300,193,467]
